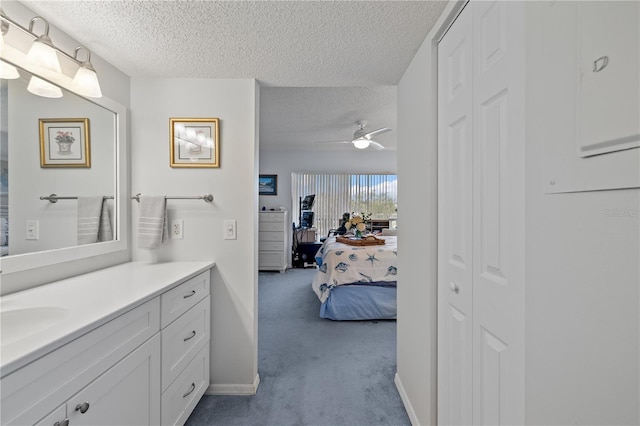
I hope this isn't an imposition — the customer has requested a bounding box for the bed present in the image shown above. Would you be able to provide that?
[311,235,397,320]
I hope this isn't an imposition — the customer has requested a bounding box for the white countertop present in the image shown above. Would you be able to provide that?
[0,260,215,377]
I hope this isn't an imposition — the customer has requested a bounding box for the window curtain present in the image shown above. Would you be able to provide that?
[291,173,398,238]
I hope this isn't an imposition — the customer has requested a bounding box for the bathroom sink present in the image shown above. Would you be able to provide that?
[1,306,70,346]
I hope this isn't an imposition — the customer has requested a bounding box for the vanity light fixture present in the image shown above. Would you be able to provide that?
[0,12,19,79]
[0,10,102,98]
[26,16,61,73]
[72,46,102,98]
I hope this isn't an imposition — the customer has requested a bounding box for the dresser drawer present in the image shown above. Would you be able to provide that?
[161,344,209,426]
[259,222,284,232]
[161,296,210,391]
[259,241,284,251]
[259,251,285,267]
[259,212,284,223]
[259,231,284,242]
[161,271,209,328]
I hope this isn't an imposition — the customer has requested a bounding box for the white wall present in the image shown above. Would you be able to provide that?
[130,78,260,393]
[524,2,639,424]
[395,2,461,424]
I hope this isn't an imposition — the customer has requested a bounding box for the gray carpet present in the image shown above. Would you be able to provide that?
[186,268,409,426]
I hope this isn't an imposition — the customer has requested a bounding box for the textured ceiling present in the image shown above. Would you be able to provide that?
[22,0,448,151]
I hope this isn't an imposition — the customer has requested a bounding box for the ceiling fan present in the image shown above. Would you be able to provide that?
[315,120,391,150]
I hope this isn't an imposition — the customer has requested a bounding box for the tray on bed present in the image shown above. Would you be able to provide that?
[336,235,385,246]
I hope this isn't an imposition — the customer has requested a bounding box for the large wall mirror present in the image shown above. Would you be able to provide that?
[0,64,127,276]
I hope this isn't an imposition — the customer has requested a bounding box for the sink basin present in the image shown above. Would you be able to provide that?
[1,306,70,346]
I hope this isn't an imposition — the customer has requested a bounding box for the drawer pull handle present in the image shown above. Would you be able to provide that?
[184,330,196,341]
[183,382,196,398]
[183,290,196,299]
[54,420,69,426]
[75,401,90,414]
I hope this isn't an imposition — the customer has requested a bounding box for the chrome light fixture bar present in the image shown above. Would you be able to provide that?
[0,9,102,98]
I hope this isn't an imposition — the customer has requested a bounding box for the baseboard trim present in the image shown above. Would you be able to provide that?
[205,374,261,395]
[395,373,420,426]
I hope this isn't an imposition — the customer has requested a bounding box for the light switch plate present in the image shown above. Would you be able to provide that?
[26,220,39,240]
[223,220,237,240]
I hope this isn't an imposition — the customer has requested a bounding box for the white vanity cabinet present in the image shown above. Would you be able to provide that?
[160,271,211,426]
[0,261,213,426]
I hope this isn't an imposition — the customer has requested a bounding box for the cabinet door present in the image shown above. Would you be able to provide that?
[66,334,161,426]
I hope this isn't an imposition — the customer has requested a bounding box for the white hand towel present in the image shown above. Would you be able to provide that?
[77,196,103,245]
[137,196,168,249]
[98,197,113,242]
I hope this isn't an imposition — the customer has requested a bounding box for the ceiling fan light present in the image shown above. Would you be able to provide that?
[73,63,102,98]
[353,138,370,149]
[28,75,63,98]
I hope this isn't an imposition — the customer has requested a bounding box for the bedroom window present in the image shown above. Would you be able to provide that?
[292,173,397,238]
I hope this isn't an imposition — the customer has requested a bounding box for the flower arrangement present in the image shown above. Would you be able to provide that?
[55,131,75,145]
[344,212,371,238]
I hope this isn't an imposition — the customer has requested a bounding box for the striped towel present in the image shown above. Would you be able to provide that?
[137,196,168,249]
[77,196,104,245]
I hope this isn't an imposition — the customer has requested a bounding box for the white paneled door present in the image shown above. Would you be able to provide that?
[438,1,525,425]
[437,3,473,425]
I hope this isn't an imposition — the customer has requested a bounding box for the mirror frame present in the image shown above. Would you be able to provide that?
[0,93,128,275]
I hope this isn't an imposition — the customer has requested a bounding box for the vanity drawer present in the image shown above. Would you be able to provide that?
[161,344,209,426]
[1,299,160,426]
[161,271,210,328]
[161,296,210,391]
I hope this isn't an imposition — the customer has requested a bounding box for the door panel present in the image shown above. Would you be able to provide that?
[472,1,525,424]
[438,3,473,425]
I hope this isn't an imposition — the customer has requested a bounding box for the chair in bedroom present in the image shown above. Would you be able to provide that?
[320,212,350,242]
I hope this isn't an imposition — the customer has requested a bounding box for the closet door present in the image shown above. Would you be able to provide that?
[437,3,473,425]
[471,2,525,424]
[438,1,525,424]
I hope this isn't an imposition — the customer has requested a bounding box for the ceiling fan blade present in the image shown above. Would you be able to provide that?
[314,140,352,145]
[369,141,385,150]
[364,127,391,138]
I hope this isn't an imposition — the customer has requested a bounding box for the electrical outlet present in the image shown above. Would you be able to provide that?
[171,219,183,239]
[223,220,237,240]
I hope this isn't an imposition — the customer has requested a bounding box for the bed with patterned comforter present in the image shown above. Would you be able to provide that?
[311,235,397,320]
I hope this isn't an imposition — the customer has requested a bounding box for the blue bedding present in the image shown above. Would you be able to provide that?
[320,284,397,321]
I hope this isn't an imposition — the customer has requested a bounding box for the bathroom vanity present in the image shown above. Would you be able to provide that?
[0,261,214,426]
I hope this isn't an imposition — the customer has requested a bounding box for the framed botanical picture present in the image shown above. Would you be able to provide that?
[39,118,90,168]
[170,118,220,168]
[259,174,278,195]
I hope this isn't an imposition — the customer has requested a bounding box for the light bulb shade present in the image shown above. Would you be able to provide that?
[28,75,63,98]
[353,138,370,149]
[0,60,19,79]
[27,37,61,73]
[73,64,102,98]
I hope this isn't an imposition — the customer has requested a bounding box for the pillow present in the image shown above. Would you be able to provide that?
[380,228,397,236]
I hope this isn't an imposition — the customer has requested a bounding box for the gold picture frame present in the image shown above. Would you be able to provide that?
[39,118,90,168]
[170,118,220,168]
